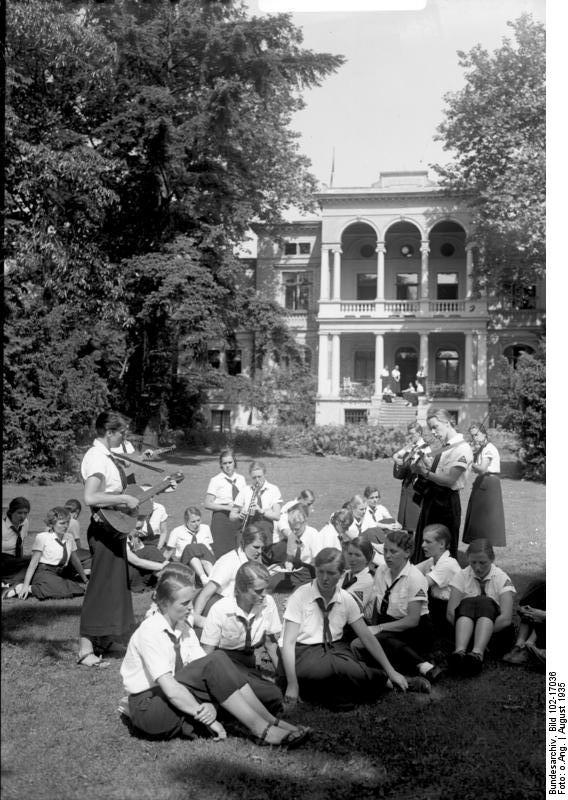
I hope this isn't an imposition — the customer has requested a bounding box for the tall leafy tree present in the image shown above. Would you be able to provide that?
[4,0,344,477]
[434,14,545,294]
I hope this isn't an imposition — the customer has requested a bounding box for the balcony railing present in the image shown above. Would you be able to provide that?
[318,298,487,319]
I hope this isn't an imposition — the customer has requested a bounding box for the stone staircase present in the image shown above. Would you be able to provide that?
[369,396,419,428]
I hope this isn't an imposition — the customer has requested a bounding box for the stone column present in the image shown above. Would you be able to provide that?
[375,241,385,301]
[464,332,473,398]
[320,246,330,301]
[476,331,488,397]
[419,333,429,373]
[374,333,384,396]
[465,243,475,298]
[420,240,430,300]
[331,334,341,396]
[317,333,329,395]
[332,248,342,301]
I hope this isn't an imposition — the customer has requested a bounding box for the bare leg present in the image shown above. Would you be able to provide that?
[220,689,291,744]
[454,617,474,652]
[202,560,213,577]
[77,635,106,666]
[471,618,495,656]
[514,621,531,647]
[189,558,209,585]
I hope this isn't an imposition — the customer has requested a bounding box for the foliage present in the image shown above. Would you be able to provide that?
[429,383,464,398]
[489,348,545,481]
[435,14,545,294]
[4,0,344,478]
[309,425,406,460]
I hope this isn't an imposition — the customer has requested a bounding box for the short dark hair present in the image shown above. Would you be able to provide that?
[346,535,375,564]
[466,538,495,561]
[7,497,31,517]
[45,506,71,527]
[385,529,414,554]
[64,498,82,514]
[94,411,128,436]
[314,547,345,571]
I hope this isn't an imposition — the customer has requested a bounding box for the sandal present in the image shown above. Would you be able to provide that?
[253,723,309,749]
[274,717,313,736]
[77,653,110,668]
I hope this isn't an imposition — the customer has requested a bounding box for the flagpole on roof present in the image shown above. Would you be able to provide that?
[329,146,335,188]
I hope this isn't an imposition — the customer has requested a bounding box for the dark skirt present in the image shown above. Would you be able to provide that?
[412,487,461,563]
[211,511,241,558]
[286,641,389,709]
[79,518,134,640]
[397,475,422,535]
[128,544,165,593]
[128,651,246,740]
[220,648,283,715]
[30,563,86,601]
[354,614,434,673]
[462,474,506,546]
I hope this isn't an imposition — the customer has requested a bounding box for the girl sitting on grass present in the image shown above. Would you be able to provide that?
[279,547,408,711]
[447,538,516,676]
[3,506,88,600]
[119,564,309,747]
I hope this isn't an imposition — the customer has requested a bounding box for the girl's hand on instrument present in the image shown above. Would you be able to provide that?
[194,703,217,726]
[122,495,140,510]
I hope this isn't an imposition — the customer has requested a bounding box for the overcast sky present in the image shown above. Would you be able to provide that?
[248,0,546,187]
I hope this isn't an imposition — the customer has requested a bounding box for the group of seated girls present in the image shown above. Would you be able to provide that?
[117,521,527,749]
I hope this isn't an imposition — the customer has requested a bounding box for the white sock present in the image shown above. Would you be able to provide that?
[418,661,434,675]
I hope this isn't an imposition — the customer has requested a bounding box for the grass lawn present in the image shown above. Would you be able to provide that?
[2,452,546,800]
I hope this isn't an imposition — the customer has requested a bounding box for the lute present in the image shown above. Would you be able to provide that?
[96,472,184,535]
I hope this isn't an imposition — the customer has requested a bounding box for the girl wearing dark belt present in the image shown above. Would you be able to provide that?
[204,449,246,558]
[280,548,408,711]
[200,562,284,715]
[77,411,140,668]
[462,423,506,547]
[410,408,473,562]
[120,566,308,747]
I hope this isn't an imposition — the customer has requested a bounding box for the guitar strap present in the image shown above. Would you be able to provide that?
[107,452,165,474]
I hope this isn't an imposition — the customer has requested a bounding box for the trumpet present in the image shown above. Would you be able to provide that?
[240,483,261,534]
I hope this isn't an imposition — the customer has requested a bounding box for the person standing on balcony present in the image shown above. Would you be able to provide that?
[409,409,473,563]
[390,365,401,396]
[462,424,506,548]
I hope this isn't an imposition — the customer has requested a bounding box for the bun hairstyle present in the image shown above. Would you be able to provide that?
[154,564,195,609]
[235,561,270,595]
[385,529,414,554]
[466,538,495,561]
[347,535,374,564]
[330,508,354,531]
[314,547,346,572]
[7,497,31,517]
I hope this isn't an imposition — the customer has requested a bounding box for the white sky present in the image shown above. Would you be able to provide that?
[247,0,546,186]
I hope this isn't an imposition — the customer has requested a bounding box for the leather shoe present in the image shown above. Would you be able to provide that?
[406,676,431,694]
[423,665,445,684]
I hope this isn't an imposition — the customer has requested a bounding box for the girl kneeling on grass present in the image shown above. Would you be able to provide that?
[4,506,88,600]
[120,564,309,747]
[279,548,408,711]
[447,538,516,676]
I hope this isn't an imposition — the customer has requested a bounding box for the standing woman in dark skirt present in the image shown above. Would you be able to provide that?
[204,450,246,558]
[463,423,506,547]
[77,411,140,668]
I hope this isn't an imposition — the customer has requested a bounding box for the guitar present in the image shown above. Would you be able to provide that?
[96,472,184,536]
[142,445,176,462]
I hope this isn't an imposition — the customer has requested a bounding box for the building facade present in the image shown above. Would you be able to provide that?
[205,171,545,430]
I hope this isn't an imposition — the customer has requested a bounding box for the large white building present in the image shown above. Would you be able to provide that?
[204,171,544,431]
